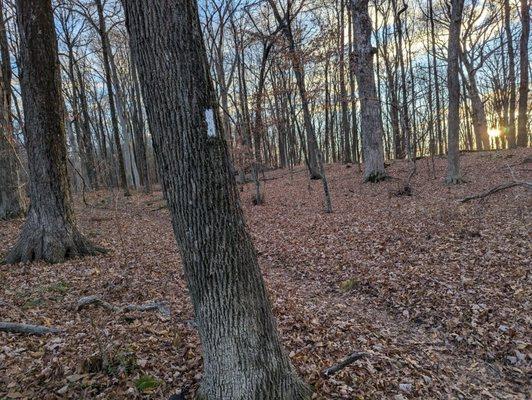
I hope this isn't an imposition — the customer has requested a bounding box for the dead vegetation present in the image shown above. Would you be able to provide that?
[1,149,530,399]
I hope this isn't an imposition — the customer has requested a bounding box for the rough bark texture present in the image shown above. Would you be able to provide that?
[6,0,100,264]
[446,0,464,184]
[516,0,529,147]
[350,0,386,182]
[122,1,311,399]
[0,0,23,220]
[504,0,517,148]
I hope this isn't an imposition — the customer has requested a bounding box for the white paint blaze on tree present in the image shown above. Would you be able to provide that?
[349,0,386,182]
[122,0,312,398]
[446,0,465,184]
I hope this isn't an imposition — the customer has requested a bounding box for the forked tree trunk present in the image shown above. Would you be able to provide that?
[6,0,101,264]
[516,0,529,147]
[446,0,464,184]
[0,0,24,220]
[122,0,311,399]
[349,0,386,182]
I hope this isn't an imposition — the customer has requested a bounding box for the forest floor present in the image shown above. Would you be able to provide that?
[1,148,531,400]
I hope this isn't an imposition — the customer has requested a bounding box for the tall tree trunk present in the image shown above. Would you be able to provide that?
[0,0,24,219]
[6,0,101,264]
[428,0,444,155]
[446,0,464,184]
[268,0,322,179]
[130,59,151,193]
[95,0,130,196]
[339,0,352,163]
[504,0,517,148]
[123,0,312,398]
[461,57,490,151]
[349,0,386,182]
[74,62,98,189]
[517,0,530,147]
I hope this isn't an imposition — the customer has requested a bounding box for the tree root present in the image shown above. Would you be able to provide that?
[76,295,170,317]
[460,181,531,203]
[4,226,105,265]
[0,321,62,335]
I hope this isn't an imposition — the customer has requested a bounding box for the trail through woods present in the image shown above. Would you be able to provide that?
[1,149,530,399]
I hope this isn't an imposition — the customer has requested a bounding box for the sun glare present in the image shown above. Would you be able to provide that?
[488,128,501,138]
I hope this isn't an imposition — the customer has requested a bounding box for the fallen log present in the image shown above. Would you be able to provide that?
[460,181,531,203]
[322,351,367,377]
[76,295,170,317]
[0,322,62,335]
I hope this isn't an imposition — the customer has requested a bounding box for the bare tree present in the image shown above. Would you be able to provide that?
[6,0,101,263]
[516,0,529,147]
[349,0,386,182]
[0,0,23,219]
[122,0,312,397]
[446,0,465,184]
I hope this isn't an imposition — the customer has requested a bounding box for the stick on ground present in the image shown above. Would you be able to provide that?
[0,322,62,335]
[322,351,367,376]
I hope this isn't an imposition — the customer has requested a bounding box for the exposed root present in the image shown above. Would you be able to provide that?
[364,171,388,183]
[0,321,62,335]
[4,223,105,265]
[76,295,170,317]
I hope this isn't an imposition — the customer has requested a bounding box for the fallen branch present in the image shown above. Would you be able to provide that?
[0,322,62,335]
[76,295,170,317]
[460,181,531,203]
[322,351,367,377]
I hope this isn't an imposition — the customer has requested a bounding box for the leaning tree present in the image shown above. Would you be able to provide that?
[5,0,101,264]
[122,0,312,398]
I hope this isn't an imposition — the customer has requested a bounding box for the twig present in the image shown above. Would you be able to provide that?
[322,351,367,376]
[0,321,62,335]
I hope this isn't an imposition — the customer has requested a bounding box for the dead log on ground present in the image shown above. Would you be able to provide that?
[0,322,62,335]
[322,351,367,376]
[460,181,531,203]
[76,295,170,317]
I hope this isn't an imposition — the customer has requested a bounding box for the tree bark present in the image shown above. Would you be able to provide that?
[349,0,386,182]
[446,0,464,184]
[517,0,529,147]
[6,0,101,264]
[0,0,24,219]
[122,0,311,398]
[504,0,517,148]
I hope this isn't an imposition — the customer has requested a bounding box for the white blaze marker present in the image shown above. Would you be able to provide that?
[205,108,216,137]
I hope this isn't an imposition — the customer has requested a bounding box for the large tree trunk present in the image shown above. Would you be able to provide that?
[6,0,101,264]
[0,0,24,220]
[350,0,386,182]
[122,0,311,398]
[517,0,529,147]
[504,0,517,148]
[446,0,464,184]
